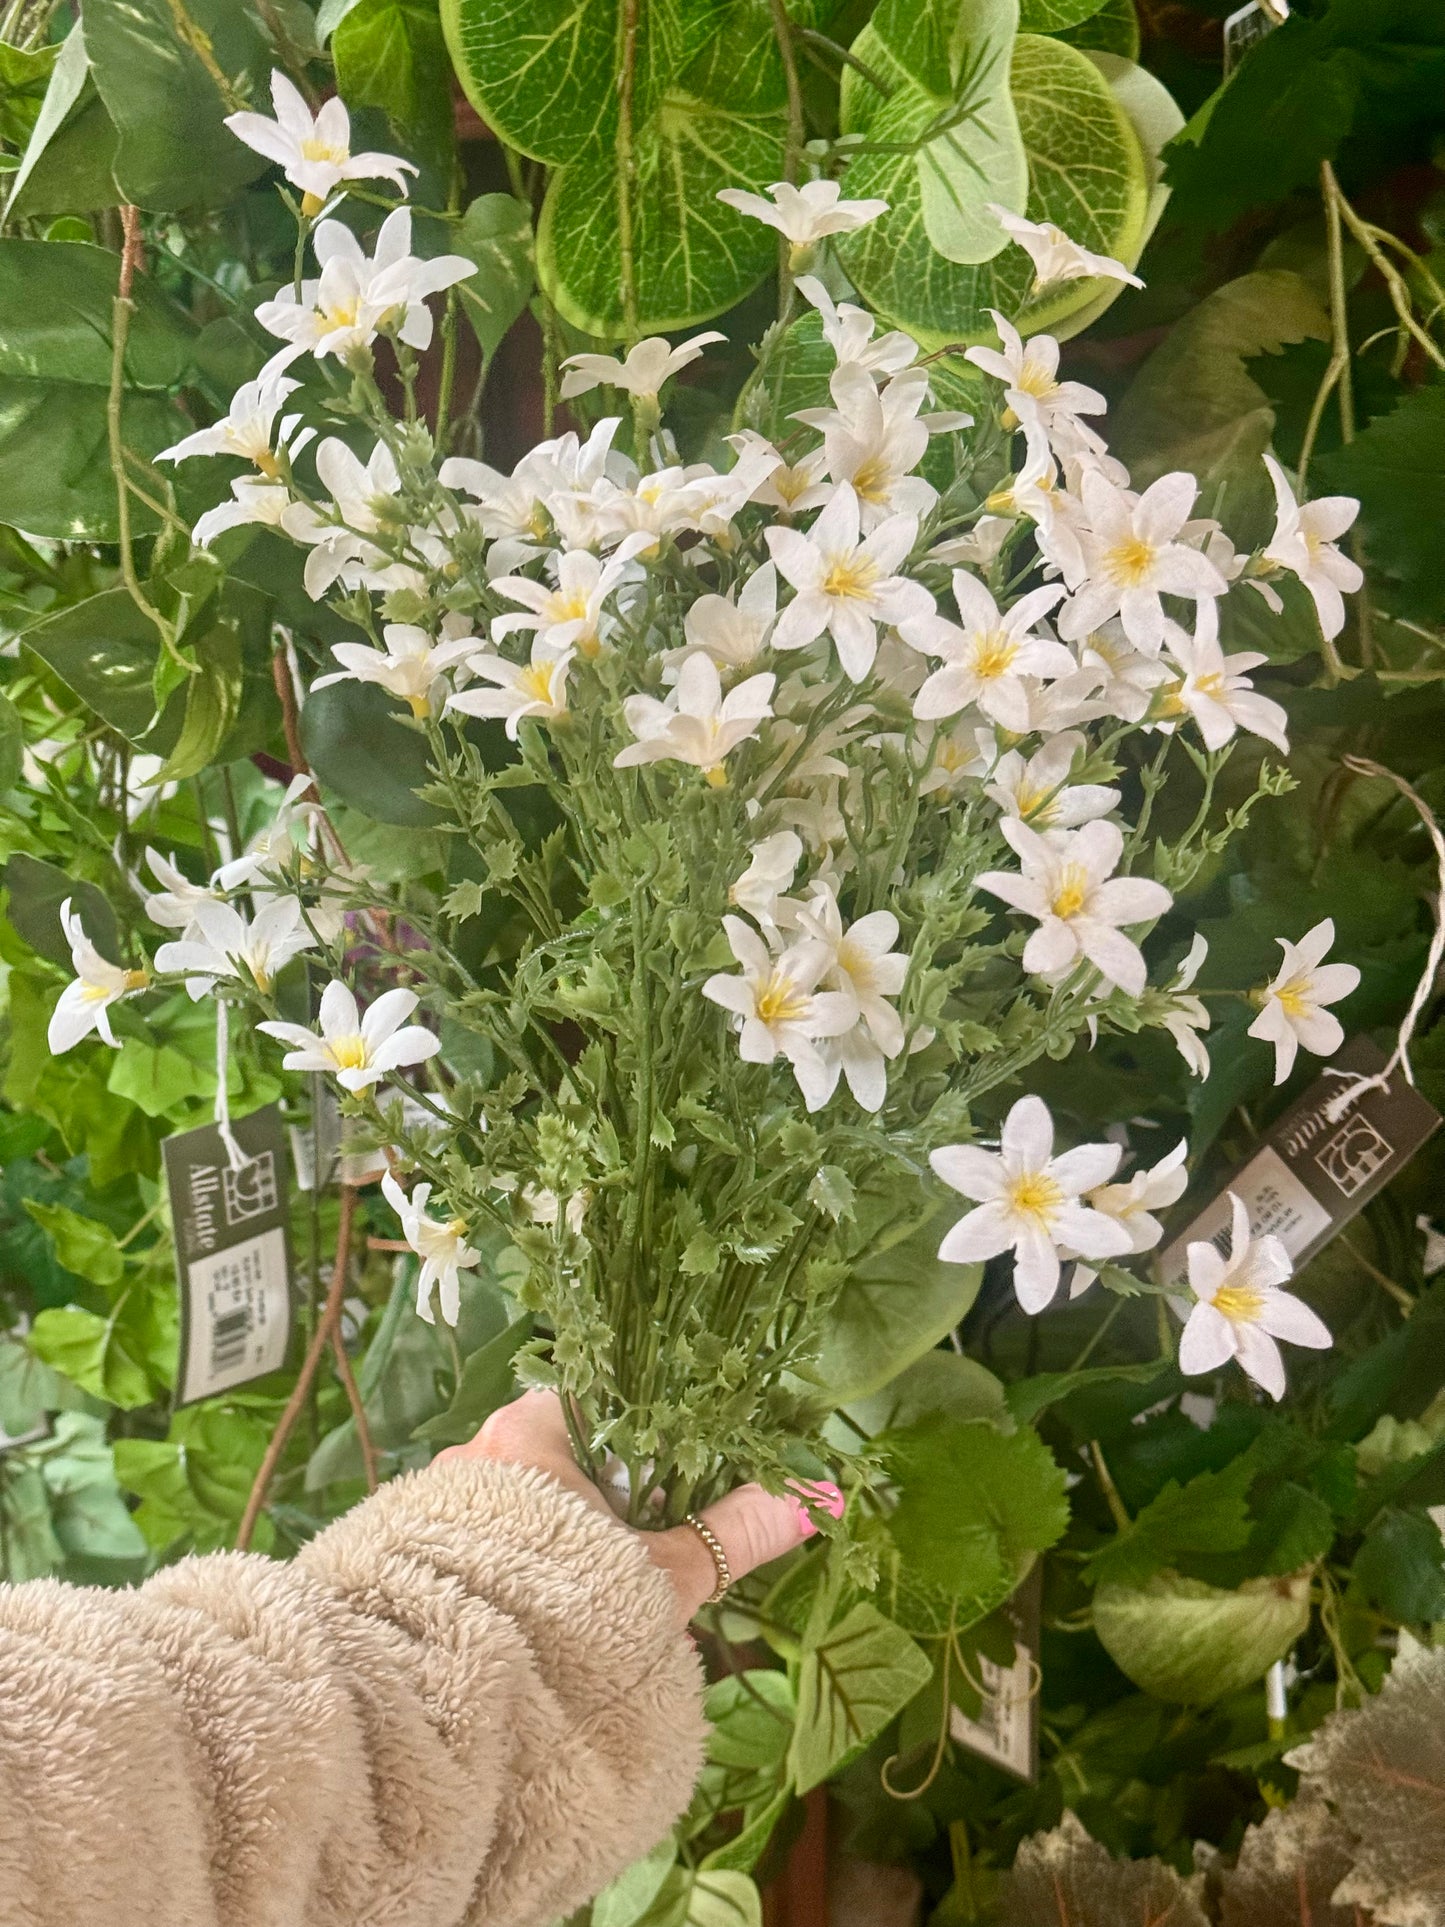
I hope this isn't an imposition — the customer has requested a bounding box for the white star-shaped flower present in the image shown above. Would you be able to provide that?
[1059,470,1229,654]
[701,915,856,1111]
[259,981,438,1092]
[614,652,775,785]
[447,638,574,740]
[766,484,930,681]
[158,371,313,474]
[1160,603,1289,753]
[716,179,888,261]
[381,1174,481,1327]
[1261,453,1363,642]
[902,574,1071,731]
[313,622,479,717]
[154,896,316,997]
[1161,932,1212,1080]
[1070,1138,1189,1295]
[978,817,1172,998]
[986,204,1143,295]
[48,900,149,1053]
[1247,918,1360,1085]
[559,331,725,401]
[985,730,1120,830]
[226,71,417,215]
[795,275,918,381]
[965,311,1106,445]
[931,1094,1132,1312]
[1177,1192,1331,1399]
[255,208,473,362]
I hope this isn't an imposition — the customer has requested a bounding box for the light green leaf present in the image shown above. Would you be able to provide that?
[83,0,268,211]
[1019,0,1106,27]
[815,1205,982,1403]
[704,1668,795,1770]
[698,1789,790,1874]
[29,1304,154,1409]
[789,1602,932,1793]
[0,688,22,793]
[868,0,1027,266]
[1093,1571,1311,1705]
[455,193,536,363]
[843,1348,1008,1436]
[1057,0,1138,56]
[106,1039,215,1118]
[685,1872,762,1927]
[33,1411,148,1563]
[537,91,785,335]
[22,1201,125,1289]
[443,0,724,165]
[593,1840,680,1927]
[838,33,1148,348]
[0,1461,64,1579]
[143,621,243,786]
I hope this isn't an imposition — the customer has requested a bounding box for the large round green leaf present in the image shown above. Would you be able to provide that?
[1093,1571,1311,1705]
[443,0,723,165]
[837,32,1149,348]
[301,678,444,827]
[537,91,785,334]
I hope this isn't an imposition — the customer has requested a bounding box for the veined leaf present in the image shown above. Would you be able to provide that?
[537,91,785,334]
[455,194,536,363]
[1058,0,1138,56]
[1216,1795,1361,1927]
[333,0,455,175]
[838,33,1148,348]
[997,1812,1208,1926]
[443,0,726,165]
[1019,0,1107,27]
[1094,1571,1311,1705]
[788,1602,932,1793]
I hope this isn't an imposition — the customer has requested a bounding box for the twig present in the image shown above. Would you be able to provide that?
[1089,1438,1131,1533]
[330,1324,379,1493]
[1324,161,1445,376]
[767,0,806,319]
[236,1185,358,1549]
[271,647,309,777]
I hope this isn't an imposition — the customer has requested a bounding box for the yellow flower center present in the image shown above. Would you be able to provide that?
[1005,1171,1063,1222]
[406,692,430,718]
[1274,982,1310,1019]
[972,631,1018,681]
[1050,865,1090,920]
[851,456,890,505]
[703,764,729,788]
[1214,1282,1264,1322]
[775,465,814,506]
[755,974,809,1026]
[320,295,361,332]
[327,1034,369,1072]
[1016,362,1057,400]
[519,663,561,707]
[1016,783,1050,821]
[1193,671,1224,699]
[300,136,348,165]
[254,449,283,480]
[548,591,591,624]
[1105,537,1157,586]
[820,554,879,601]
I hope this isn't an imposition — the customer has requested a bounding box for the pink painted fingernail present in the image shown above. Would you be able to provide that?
[788,1479,846,1528]
[789,1496,820,1537]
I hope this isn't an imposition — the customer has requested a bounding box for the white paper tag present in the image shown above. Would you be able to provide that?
[948,1565,1041,1782]
[164,1104,294,1406]
[1157,1145,1331,1290]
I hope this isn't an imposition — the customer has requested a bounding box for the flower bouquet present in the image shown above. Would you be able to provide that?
[46,78,1364,1521]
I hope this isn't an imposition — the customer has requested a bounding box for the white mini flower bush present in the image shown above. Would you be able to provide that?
[45,92,1368,1509]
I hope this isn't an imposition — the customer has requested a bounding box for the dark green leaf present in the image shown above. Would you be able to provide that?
[1316,380,1445,622]
[333,0,455,175]
[455,193,535,363]
[1353,1506,1445,1623]
[412,1312,534,1445]
[815,1206,982,1403]
[4,854,121,968]
[301,676,443,825]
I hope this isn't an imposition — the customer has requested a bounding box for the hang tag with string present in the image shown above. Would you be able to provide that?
[948,1563,1043,1782]
[1223,0,1289,75]
[164,1032,295,1406]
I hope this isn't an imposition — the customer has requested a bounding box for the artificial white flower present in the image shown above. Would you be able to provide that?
[1162,932,1211,1079]
[979,817,1172,997]
[523,1184,589,1235]
[1059,470,1229,654]
[493,542,644,659]
[155,895,317,997]
[157,372,313,473]
[766,484,930,681]
[800,367,949,529]
[139,851,225,933]
[931,1094,1131,1312]
[794,276,918,381]
[1160,603,1289,753]
[917,720,992,798]
[259,981,438,1092]
[559,330,724,402]
[965,312,1107,447]
[729,831,803,927]
[1247,917,1360,1085]
[381,1173,480,1327]
[986,204,1143,294]
[255,208,473,362]
[614,652,775,784]
[225,71,416,215]
[447,638,574,738]
[1177,1192,1331,1399]
[1070,1138,1188,1295]
[47,900,149,1053]
[192,477,292,548]
[1261,453,1363,642]
[702,915,856,1110]
[313,622,479,716]
[716,180,888,260]
[793,883,908,1110]
[903,574,1071,731]
[442,418,625,570]
[1075,618,1171,724]
[282,436,400,596]
[730,433,832,517]
[985,730,1120,829]
[679,563,777,670]
[216,772,326,892]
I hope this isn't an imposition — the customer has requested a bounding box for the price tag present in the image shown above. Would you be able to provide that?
[1157,1037,1441,1291]
[949,1564,1042,1782]
[164,1104,295,1407]
[1223,0,1289,74]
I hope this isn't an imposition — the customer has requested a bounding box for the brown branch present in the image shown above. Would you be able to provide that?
[236,1185,358,1550]
[271,647,311,778]
[330,1324,379,1493]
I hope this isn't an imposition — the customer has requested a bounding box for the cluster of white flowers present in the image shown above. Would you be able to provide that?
[42,90,1366,1395]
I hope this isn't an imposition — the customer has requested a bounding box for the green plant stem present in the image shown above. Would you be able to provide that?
[1089,1439,1130,1533]
[768,0,806,320]
[107,209,181,669]
[615,0,641,351]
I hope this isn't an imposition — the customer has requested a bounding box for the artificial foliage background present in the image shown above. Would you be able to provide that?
[1,0,1445,1921]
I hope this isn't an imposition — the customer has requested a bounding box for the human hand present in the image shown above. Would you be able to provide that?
[435,1389,842,1623]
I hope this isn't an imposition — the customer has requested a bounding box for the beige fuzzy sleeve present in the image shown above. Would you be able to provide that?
[0,1458,707,1927]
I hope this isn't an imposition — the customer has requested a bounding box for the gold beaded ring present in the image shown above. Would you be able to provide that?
[683,1513,732,1604]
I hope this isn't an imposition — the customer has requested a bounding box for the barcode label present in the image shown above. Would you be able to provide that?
[181,1228,290,1403]
[950,1642,1036,1778]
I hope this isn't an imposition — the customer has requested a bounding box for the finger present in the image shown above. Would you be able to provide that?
[437,1388,573,1469]
[697,1479,841,1585]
